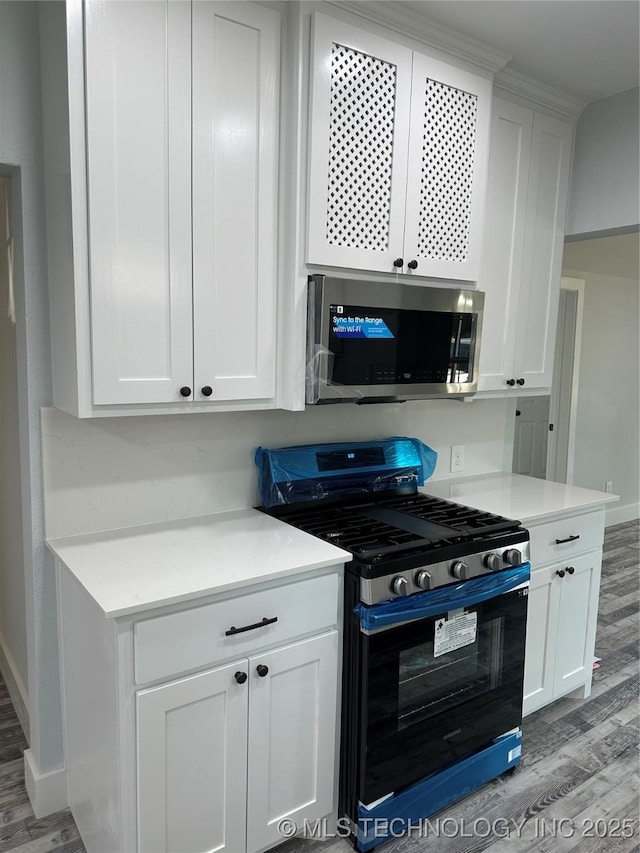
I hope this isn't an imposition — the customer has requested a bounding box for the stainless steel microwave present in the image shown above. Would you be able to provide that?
[306,275,484,404]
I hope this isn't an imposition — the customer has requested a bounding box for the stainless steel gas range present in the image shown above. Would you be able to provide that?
[256,437,530,852]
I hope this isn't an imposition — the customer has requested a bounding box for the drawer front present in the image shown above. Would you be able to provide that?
[528,509,605,568]
[134,572,340,684]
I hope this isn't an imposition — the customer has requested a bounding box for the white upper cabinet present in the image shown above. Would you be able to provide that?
[85,0,193,405]
[307,13,492,282]
[477,100,532,392]
[47,0,280,415]
[307,15,413,274]
[516,112,573,389]
[478,99,573,395]
[192,2,279,403]
[403,54,491,281]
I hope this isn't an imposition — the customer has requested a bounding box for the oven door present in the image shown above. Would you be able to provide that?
[356,565,529,805]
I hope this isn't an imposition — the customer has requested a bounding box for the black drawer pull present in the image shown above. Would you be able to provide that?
[555,534,580,544]
[566,566,575,575]
[225,616,278,637]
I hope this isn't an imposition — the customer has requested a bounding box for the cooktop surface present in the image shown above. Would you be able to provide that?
[275,492,524,564]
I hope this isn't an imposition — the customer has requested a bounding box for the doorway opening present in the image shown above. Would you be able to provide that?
[0,171,29,737]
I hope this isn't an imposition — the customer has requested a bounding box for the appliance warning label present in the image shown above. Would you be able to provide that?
[434,611,478,658]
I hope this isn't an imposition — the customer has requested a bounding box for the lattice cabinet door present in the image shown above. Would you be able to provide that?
[307,14,413,273]
[403,54,492,282]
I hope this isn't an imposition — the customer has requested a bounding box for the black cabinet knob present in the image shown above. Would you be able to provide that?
[393,258,404,268]
[566,566,575,575]
[234,671,247,684]
[506,378,516,387]
[556,569,566,578]
[179,386,192,398]
[201,386,213,397]
[407,259,418,270]
[517,378,526,386]
[256,664,269,678]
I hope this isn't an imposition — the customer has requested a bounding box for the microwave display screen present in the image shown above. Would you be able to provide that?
[328,304,474,386]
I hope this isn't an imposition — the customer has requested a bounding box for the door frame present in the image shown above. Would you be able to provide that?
[546,276,585,484]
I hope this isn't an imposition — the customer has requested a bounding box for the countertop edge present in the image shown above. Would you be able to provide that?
[52,548,352,620]
[518,499,617,526]
[423,472,619,525]
[79,556,349,620]
[47,511,353,620]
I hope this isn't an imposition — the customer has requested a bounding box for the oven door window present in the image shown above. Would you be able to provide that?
[361,588,527,804]
[398,611,502,731]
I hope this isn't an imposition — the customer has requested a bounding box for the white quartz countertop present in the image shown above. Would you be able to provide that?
[47,509,352,619]
[423,472,618,525]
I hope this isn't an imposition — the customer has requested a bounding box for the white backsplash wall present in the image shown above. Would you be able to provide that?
[42,398,511,539]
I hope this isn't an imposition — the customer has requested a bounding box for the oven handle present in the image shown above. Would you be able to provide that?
[354,563,531,631]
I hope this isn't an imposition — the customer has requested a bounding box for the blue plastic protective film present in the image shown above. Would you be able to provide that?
[255,437,437,508]
[355,563,530,630]
[356,729,523,851]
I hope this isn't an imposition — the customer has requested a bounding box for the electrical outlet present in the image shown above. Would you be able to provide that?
[605,481,613,493]
[451,445,465,473]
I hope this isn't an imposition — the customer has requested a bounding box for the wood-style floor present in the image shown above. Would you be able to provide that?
[1,520,638,853]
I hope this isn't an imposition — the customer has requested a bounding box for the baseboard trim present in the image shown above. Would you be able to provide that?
[24,748,68,818]
[606,503,640,528]
[0,632,30,742]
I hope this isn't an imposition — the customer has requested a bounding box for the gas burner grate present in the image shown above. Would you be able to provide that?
[382,494,518,536]
[283,506,428,554]
[276,492,522,563]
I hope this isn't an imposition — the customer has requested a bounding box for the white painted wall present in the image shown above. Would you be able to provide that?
[41,398,511,539]
[564,262,639,524]
[565,87,640,238]
[0,177,28,724]
[0,1,62,773]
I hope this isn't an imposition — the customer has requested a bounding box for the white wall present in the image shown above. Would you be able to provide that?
[0,177,28,731]
[0,1,62,773]
[565,87,640,238]
[42,398,511,539]
[564,264,639,523]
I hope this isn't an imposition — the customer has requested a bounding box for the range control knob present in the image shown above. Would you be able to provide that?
[483,553,502,572]
[391,576,409,597]
[503,548,523,566]
[415,570,432,590]
[451,560,469,580]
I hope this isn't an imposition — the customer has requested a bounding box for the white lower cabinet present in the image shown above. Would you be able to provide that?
[247,634,339,853]
[523,509,605,716]
[137,633,339,853]
[137,661,248,853]
[56,566,343,853]
[553,556,602,695]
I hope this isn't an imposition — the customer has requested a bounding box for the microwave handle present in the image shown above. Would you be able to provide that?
[449,315,464,383]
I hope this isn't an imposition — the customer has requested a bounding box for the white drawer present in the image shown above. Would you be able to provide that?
[528,508,605,568]
[134,572,340,684]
